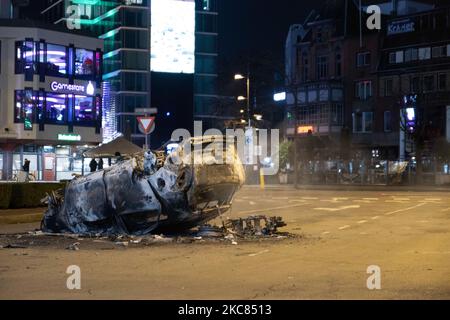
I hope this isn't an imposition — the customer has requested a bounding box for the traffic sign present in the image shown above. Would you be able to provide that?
[137,116,155,135]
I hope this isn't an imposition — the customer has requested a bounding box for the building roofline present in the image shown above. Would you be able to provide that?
[0,19,98,38]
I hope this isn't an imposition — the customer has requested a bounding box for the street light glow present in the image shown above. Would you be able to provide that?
[237,96,246,101]
[234,74,245,80]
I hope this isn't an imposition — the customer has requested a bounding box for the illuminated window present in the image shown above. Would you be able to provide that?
[14,90,35,125]
[47,43,67,76]
[74,96,95,122]
[75,49,94,75]
[46,93,67,124]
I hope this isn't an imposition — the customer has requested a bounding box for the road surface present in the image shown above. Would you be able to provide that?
[0,186,449,299]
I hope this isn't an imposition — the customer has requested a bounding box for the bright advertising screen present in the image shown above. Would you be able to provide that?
[151,0,195,74]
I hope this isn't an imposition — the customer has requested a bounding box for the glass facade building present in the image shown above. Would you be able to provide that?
[42,0,219,146]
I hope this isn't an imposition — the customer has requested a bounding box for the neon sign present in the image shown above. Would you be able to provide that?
[50,81,95,96]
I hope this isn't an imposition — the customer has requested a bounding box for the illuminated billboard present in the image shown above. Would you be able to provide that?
[151,0,195,74]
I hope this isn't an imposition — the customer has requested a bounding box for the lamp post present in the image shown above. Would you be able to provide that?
[234,73,251,127]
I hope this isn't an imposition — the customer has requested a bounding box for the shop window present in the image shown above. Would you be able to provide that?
[75,49,94,76]
[46,93,67,124]
[74,96,95,122]
[432,46,446,58]
[15,41,36,74]
[46,43,67,76]
[14,90,35,127]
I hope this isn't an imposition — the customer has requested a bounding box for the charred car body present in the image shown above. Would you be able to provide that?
[41,136,245,235]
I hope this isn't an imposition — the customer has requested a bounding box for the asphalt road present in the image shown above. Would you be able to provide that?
[0,186,449,299]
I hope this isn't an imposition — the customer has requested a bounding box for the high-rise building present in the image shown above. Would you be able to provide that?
[40,0,219,147]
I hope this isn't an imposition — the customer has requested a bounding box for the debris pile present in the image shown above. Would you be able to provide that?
[223,215,287,237]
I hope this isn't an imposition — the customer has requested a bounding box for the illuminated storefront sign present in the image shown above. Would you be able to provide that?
[297,126,314,134]
[58,134,81,141]
[50,81,95,96]
[388,19,415,36]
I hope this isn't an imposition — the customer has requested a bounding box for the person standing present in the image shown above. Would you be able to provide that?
[22,159,30,173]
[89,158,98,173]
[98,158,104,170]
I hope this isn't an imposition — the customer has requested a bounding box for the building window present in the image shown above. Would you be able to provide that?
[46,43,67,76]
[331,104,343,125]
[384,111,392,132]
[46,93,67,124]
[335,52,342,77]
[74,95,95,122]
[357,52,371,67]
[301,53,309,81]
[438,73,447,91]
[432,46,446,58]
[389,51,403,64]
[355,81,372,100]
[14,90,35,125]
[353,112,373,133]
[307,87,317,102]
[404,48,418,62]
[423,75,435,92]
[331,88,343,101]
[316,55,328,79]
[418,47,431,60]
[384,78,393,96]
[75,49,94,76]
[411,76,421,93]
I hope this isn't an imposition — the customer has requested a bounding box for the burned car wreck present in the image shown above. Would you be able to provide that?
[41,136,245,236]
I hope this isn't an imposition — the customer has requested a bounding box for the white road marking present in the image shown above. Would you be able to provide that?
[271,197,289,200]
[383,202,427,216]
[314,205,360,212]
[248,250,269,257]
[288,199,306,203]
[334,197,349,201]
[392,198,410,201]
[249,201,256,205]
[321,231,331,235]
[339,225,351,230]
[371,216,380,220]
[357,220,368,224]
[353,200,372,203]
[238,203,307,216]
[363,198,379,201]
[302,197,319,200]
[425,198,441,201]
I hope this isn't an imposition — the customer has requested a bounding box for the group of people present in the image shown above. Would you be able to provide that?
[89,158,104,172]
[89,152,123,172]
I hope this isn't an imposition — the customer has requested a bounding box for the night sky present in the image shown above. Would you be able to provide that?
[218,0,318,62]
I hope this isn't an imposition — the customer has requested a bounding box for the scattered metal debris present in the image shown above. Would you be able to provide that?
[223,216,287,237]
[66,242,80,251]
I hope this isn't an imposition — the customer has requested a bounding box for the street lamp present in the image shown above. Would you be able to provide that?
[234,73,251,127]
